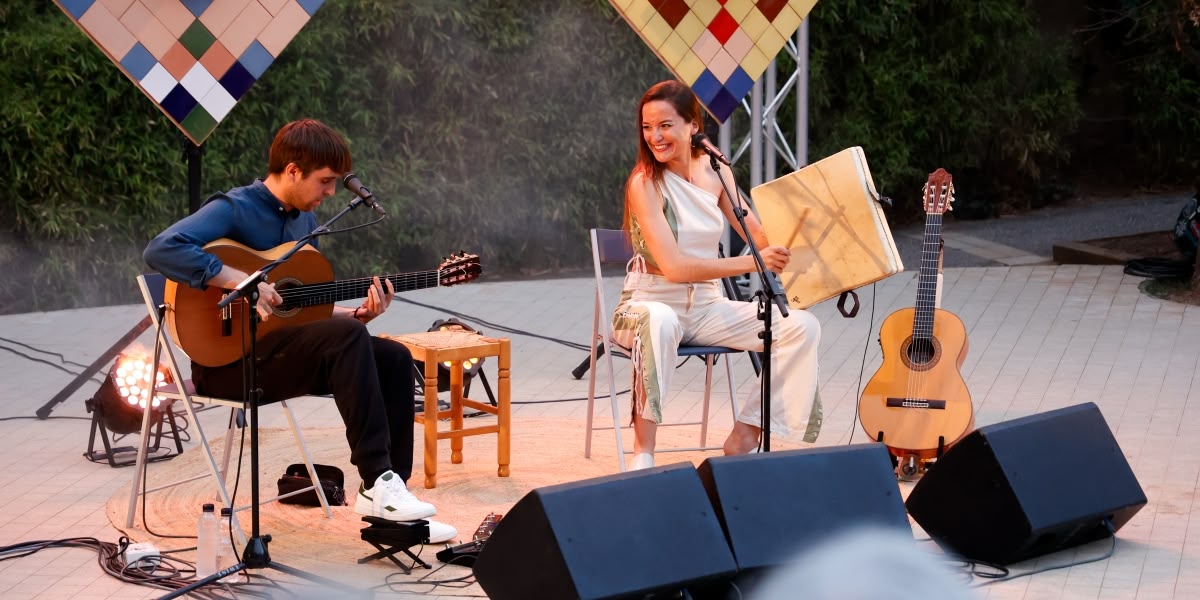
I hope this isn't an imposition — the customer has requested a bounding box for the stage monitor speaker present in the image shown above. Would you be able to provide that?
[472,463,737,600]
[905,402,1146,565]
[696,444,910,572]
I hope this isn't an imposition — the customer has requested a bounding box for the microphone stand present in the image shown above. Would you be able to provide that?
[163,193,378,599]
[707,153,789,452]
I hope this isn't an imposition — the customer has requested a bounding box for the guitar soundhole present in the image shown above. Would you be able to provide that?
[272,277,304,317]
[902,336,941,372]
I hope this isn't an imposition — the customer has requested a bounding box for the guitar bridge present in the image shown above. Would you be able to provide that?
[220,296,232,337]
[886,398,946,410]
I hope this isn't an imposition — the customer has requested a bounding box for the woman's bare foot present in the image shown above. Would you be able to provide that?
[723,422,762,455]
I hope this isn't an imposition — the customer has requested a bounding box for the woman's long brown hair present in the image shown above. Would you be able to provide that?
[623,80,704,231]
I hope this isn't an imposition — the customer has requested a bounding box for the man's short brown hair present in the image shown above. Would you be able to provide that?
[267,119,353,176]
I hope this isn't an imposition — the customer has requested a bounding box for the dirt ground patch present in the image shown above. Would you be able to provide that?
[1089,231,1200,305]
[1090,230,1181,259]
[1142,277,1200,306]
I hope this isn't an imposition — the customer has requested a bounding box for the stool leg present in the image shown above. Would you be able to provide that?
[450,364,464,464]
[423,359,439,489]
[498,339,511,477]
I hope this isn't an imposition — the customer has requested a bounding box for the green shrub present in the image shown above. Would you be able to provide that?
[1106,1,1200,181]
[805,0,1080,220]
[2,0,1194,314]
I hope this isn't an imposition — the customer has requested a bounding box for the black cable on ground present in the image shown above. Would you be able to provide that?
[847,283,878,445]
[371,549,484,595]
[0,338,107,383]
[0,535,274,599]
[0,415,91,422]
[395,296,590,351]
[0,335,99,371]
[1124,256,1194,279]
[965,520,1118,587]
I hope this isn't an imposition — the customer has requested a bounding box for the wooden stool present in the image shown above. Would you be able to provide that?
[380,330,510,489]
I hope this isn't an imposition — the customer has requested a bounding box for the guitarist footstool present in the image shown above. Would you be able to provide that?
[380,330,511,489]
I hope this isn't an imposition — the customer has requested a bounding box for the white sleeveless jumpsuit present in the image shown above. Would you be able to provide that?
[612,170,823,442]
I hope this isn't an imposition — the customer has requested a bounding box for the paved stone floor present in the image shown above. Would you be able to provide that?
[1,253,1198,597]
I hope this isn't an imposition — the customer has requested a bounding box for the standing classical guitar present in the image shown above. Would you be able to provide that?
[858,168,974,473]
[167,238,481,367]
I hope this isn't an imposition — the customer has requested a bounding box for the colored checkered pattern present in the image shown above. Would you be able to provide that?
[54,0,324,144]
[610,0,816,123]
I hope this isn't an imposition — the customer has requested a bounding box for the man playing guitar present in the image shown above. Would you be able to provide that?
[144,119,456,543]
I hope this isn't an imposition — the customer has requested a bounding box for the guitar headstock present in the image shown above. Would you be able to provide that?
[439,252,482,287]
[473,512,503,543]
[922,168,955,215]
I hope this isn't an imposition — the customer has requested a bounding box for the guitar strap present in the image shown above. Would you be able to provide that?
[835,222,946,319]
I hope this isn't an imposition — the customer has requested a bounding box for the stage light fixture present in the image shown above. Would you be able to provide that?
[413,318,490,411]
[429,318,486,382]
[85,353,182,467]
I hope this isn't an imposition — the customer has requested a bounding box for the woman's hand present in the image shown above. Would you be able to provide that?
[760,245,792,274]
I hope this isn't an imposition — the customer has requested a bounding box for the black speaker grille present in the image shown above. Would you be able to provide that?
[473,463,737,600]
[698,444,910,570]
[906,403,1146,565]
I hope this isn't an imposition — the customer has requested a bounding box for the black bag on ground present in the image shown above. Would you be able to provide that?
[1124,192,1199,279]
[276,463,347,506]
[1174,192,1200,260]
[1123,256,1194,279]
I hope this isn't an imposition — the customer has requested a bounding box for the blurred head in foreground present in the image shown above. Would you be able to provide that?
[751,526,979,600]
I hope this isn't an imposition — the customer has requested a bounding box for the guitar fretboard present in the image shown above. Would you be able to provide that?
[912,209,943,342]
[278,271,441,308]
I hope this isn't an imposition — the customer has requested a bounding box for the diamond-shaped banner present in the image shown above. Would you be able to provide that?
[610,0,817,123]
[53,0,325,144]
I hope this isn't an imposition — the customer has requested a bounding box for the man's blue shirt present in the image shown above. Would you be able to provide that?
[143,180,319,289]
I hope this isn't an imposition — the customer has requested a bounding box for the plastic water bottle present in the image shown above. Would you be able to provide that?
[215,508,238,583]
[195,503,218,579]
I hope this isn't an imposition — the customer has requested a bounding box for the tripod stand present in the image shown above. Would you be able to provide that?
[705,148,790,452]
[163,196,378,599]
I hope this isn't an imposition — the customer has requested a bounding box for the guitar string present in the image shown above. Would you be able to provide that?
[919,193,944,405]
[278,272,438,303]
[274,257,479,303]
[274,268,474,304]
[917,209,939,405]
[902,187,921,448]
[908,184,926,408]
[909,185,928,407]
[911,183,945,409]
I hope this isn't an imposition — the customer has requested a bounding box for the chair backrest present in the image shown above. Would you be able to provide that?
[590,229,634,347]
[593,228,634,266]
[137,273,170,339]
[588,228,760,368]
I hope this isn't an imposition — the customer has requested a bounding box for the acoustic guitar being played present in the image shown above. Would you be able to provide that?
[167,238,481,367]
[858,168,974,476]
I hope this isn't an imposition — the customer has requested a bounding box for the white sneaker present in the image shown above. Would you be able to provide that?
[629,452,655,470]
[355,471,436,521]
[423,520,457,544]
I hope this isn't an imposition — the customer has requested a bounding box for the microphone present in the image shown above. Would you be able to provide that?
[342,173,386,217]
[691,133,731,166]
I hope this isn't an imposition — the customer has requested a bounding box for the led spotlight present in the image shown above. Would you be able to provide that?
[413,318,488,410]
[429,318,486,381]
[84,353,181,467]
